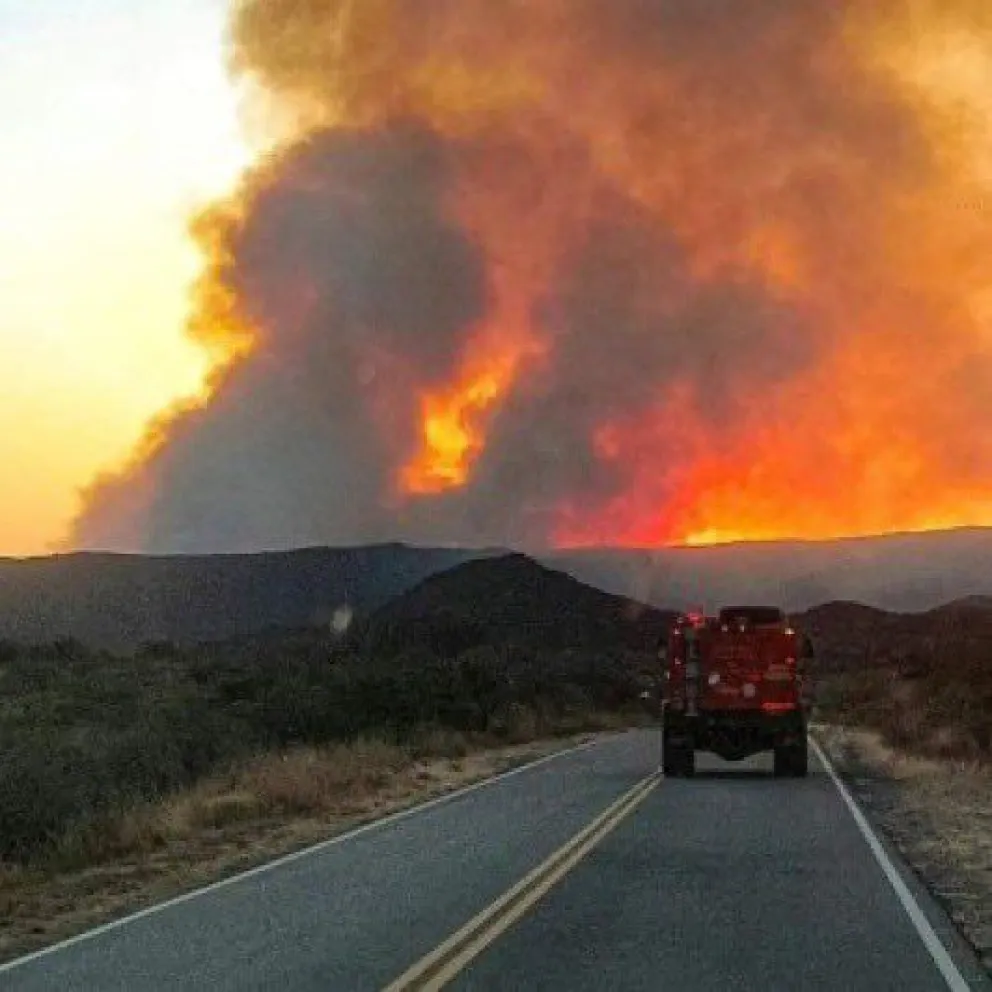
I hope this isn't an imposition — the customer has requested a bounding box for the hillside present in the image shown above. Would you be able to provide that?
[3,525,992,650]
[0,555,662,868]
[795,595,992,674]
[799,597,992,761]
[547,526,992,614]
[791,601,896,675]
[371,553,675,651]
[0,544,498,651]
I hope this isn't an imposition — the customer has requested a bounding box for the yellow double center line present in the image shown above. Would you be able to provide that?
[383,770,661,991]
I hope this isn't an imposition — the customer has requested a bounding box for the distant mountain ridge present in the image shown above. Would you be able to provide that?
[372,552,675,651]
[0,544,500,651]
[546,526,992,615]
[2,527,992,650]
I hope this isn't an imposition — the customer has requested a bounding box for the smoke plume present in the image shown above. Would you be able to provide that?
[73,0,992,552]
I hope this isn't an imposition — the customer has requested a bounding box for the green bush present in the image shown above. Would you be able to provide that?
[0,619,656,864]
[813,629,992,762]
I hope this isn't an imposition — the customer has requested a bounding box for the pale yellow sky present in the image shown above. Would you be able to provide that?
[0,0,251,555]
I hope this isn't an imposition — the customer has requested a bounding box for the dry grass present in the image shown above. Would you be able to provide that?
[817,724,992,972]
[0,727,615,965]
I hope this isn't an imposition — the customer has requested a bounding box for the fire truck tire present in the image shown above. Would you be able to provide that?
[773,747,789,777]
[663,737,695,777]
[791,737,809,777]
[774,738,808,777]
[681,746,696,777]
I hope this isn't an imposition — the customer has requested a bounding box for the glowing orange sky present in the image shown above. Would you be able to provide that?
[0,1,249,556]
[11,0,992,555]
[280,0,992,548]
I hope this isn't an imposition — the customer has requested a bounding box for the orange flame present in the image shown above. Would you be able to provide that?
[400,347,519,494]
[85,0,992,550]
[249,0,992,544]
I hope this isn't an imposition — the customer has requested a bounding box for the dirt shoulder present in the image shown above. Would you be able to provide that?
[815,723,992,974]
[0,730,611,967]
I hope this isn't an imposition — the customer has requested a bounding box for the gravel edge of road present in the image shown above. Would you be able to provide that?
[814,723,992,979]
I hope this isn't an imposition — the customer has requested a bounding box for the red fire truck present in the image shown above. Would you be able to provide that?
[660,606,811,777]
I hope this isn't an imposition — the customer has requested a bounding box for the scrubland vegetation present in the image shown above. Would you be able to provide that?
[801,598,992,764]
[0,629,650,870]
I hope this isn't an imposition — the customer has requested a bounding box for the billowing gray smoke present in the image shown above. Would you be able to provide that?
[71,1,992,552]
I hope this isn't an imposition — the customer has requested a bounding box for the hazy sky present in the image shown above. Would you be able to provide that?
[0,0,250,555]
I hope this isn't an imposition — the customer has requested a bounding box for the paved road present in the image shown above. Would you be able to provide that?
[2,729,988,991]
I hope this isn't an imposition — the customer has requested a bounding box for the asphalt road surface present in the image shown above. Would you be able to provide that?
[2,729,989,991]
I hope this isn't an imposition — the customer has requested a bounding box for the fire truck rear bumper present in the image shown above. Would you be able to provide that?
[663,706,807,762]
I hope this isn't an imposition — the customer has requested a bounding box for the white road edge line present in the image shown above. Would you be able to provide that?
[810,736,973,992]
[0,732,614,974]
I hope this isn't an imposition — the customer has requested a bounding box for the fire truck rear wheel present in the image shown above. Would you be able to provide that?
[663,737,695,777]
[791,737,809,777]
[774,738,808,778]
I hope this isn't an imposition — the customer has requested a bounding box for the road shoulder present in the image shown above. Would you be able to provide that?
[815,724,992,984]
[1,730,614,968]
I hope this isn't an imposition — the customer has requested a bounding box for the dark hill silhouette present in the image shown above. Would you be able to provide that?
[793,594,992,677]
[795,596,992,761]
[369,552,676,652]
[791,600,901,674]
[3,526,992,650]
[923,594,992,618]
[0,544,499,651]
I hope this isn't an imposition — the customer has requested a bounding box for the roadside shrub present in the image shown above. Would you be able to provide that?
[1,621,655,863]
